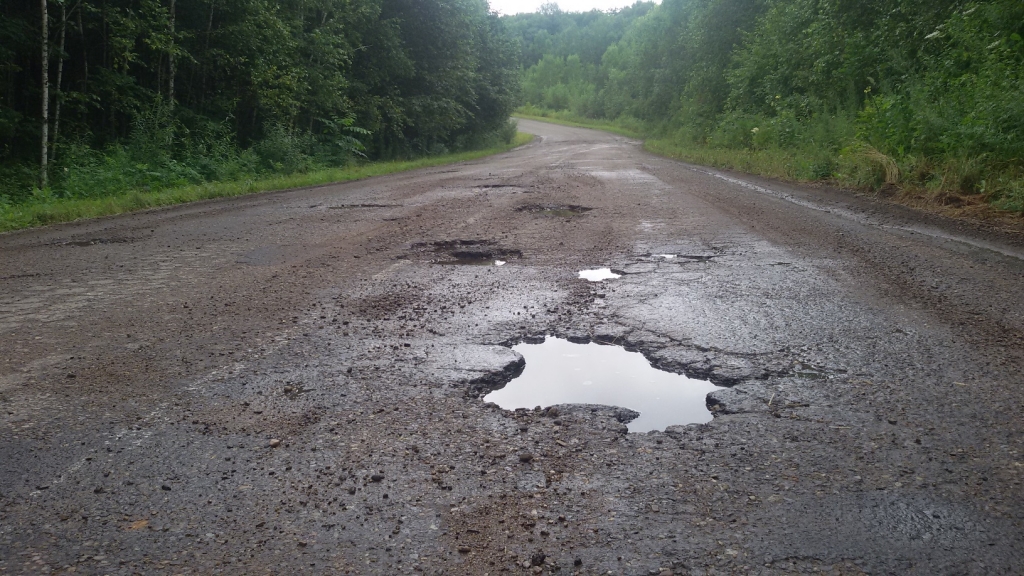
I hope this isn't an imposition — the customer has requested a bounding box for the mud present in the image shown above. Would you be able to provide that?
[1,119,1023,575]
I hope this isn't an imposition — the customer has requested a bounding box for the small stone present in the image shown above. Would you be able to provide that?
[458,546,471,554]
[269,439,281,448]
[519,453,534,463]
[371,474,385,482]
[574,558,582,566]
[532,568,543,574]
[297,541,307,548]
[161,484,171,491]
[522,560,532,569]
[283,386,294,393]
[531,552,546,566]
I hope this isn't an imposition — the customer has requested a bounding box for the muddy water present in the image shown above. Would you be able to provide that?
[485,338,720,432]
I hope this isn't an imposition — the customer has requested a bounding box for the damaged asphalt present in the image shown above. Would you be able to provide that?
[1,119,1023,574]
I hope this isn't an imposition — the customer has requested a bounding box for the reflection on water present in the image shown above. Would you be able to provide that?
[484,338,720,432]
[579,268,621,282]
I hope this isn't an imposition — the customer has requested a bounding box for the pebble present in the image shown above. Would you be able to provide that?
[269,439,281,448]
[519,453,534,463]
[458,546,471,554]
[371,474,385,482]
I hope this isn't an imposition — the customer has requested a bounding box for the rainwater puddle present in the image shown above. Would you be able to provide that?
[439,250,520,266]
[517,204,592,218]
[579,268,621,282]
[409,240,521,266]
[484,338,721,432]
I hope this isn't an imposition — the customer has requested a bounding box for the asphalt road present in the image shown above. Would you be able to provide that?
[2,119,1023,575]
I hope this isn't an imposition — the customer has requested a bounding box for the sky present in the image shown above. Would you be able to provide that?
[488,0,651,16]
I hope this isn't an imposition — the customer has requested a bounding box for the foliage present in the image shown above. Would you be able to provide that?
[0,129,532,232]
[0,0,520,206]
[506,0,1024,212]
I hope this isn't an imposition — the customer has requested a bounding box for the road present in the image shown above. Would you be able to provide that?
[2,119,1023,575]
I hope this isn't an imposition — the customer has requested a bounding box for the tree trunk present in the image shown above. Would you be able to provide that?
[40,0,49,189]
[199,0,215,108]
[77,2,87,92]
[53,2,67,162]
[168,0,176,108]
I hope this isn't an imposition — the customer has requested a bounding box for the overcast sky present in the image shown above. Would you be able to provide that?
[488,0,652,16]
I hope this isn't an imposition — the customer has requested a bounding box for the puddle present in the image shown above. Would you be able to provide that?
[439,249,522,266]
[485,338,720,432]
[642,253,717,262]
[410,239,522,266]
[579,268,621,282]
[328,203,400,209]
[55,237,132,247]
[517,204,592,217]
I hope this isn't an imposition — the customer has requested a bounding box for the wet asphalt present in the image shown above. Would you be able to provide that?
[1,119,1023,575]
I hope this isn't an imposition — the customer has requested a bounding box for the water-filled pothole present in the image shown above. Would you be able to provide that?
[55,237,132,247]
[517,204,592,217]
[408,239,522,266]
[440,249,521,266]
[579,268,621,281]
[484,338,721,432]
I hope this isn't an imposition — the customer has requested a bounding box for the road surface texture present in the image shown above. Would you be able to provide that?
[2,119,1023,575]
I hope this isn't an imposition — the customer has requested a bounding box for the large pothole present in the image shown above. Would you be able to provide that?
[484,337,721,432]
[516,204,592,217]
[408,239,523,266]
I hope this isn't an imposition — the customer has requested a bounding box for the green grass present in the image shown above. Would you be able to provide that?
[514,108,646,139]
[0,133,534,232]
[521,111,1024,216]
[644,139,821,180]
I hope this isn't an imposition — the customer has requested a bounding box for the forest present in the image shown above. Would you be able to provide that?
[0,0,520,208]
[508,0,1024,212]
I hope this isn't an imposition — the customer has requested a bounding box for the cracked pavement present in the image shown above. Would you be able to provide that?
[1,119,1023,575]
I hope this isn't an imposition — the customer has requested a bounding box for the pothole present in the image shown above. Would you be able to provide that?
[641,253,717,262]
[484,337,721,432]
[328,203,400,209]
[516,204,592,217]
[408,239,523,266]
[579,268,622,282]
[54,237,133,247]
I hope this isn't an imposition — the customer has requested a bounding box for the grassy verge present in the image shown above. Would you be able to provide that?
[0,133,534,233]
[514,109,646,140]
[519,109,1024,222]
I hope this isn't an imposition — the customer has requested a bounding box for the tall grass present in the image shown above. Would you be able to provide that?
[0,133,533,232]
[520,105,1024,216]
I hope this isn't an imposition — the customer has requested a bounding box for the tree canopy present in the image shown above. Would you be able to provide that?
[0,0,520,201]
[506,0,1024,208]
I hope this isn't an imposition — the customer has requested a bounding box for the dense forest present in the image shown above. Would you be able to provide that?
[0,0,519,204]
[507,1,1024,211]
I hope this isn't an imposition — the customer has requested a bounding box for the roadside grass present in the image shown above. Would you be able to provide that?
[0,133,534,233]
[514,109,646,140]
[519,108,1024,222]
